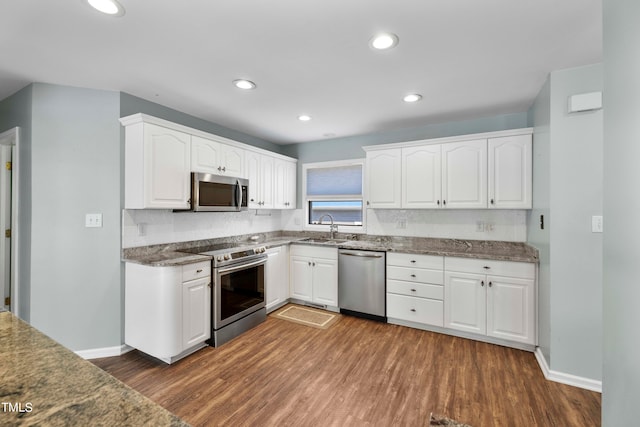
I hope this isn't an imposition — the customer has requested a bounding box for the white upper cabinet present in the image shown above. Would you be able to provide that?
[441,139,488,209]
[246,150,275,209]
[274,159,296,209]
[488,134,532,209]
[191,135,245,178]
[121,114,297,211]
[363,129,531,210]
[125,122,191,209]
[402,145,442,208]
[365,148,402,208]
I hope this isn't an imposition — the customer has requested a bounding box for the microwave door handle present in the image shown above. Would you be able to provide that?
[235,179,242,211]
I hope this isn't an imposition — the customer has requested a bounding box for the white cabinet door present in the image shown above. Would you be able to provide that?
[487,276,535,344]
[488,134,532,209]
[441,139,487,209]
[181,276,211,349]
[402,145,442,208]
[191,136,222,174]
[274,159,296,209]
[221,144,245,178]
[290,256,313,301]
[266,246,290,311]
[444,271,486,335]
[366,148,401,208]
[142,124,191,209]
[312,258,338,306]
[246,151,275,209]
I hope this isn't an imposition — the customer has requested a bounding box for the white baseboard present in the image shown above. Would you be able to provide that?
[75,344,134,360]
[534,347,602,393]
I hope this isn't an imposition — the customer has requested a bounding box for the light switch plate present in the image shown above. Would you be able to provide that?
[591,215,603,233]
[85,213,103,228]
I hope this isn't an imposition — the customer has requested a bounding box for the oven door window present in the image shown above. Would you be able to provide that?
[219,263,265,321]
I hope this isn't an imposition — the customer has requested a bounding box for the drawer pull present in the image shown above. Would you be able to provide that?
[410,274,416,278]
[411,288,417,292]
[410,260,417,264]
[196,269,203,273]
[483,266,490,270]
[410,308,416,312]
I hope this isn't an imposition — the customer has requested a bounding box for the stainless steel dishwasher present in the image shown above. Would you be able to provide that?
[338,249,386,322]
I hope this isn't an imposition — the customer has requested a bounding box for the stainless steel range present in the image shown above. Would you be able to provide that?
[184,243,267,346]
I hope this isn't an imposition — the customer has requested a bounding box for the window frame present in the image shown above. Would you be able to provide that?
[302,159,366,234]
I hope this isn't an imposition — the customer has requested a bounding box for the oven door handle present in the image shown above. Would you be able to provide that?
[217,256,267,275]
[235,179,242,212]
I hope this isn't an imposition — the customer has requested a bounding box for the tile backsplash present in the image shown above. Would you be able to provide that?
[123,208,527,248]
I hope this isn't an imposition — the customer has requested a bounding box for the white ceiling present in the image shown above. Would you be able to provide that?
[0,0,602,144]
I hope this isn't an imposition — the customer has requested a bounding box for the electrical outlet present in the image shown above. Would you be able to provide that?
[475,221,485,232]
[85,213,103,228]
[592,216,603,233]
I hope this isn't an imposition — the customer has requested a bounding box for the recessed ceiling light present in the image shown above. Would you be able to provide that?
[85,0,125,16]
[403,94,423,103]
[233,79,256,90]
[370,33,399,50]
[298,115,312,122]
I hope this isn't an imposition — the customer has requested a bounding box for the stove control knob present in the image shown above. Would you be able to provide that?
[217,255,224,262]
[224,254,231,260]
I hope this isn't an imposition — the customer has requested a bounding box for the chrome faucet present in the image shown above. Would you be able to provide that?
[318,214,338,239]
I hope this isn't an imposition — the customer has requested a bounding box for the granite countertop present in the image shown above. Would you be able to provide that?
[122,231,538,266]
[0,311,189,426]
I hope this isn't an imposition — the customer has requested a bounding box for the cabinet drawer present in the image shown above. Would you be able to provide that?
[387,252,443,270]
[444,257,535,279]
[387,280,444,300]
[387,266,443,285]
[290,244,338,260]
[387,293,443,327]
[182,261,211,282]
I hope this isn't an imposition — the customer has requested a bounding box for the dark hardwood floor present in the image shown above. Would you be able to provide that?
[92,311,601,426]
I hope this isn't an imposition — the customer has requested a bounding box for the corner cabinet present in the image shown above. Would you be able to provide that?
[289,244,338,310]
[363,128,532,210]
[125,261,211,363]
[124,122,191,209]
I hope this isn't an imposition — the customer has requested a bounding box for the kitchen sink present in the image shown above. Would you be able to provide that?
[300,238,348,244]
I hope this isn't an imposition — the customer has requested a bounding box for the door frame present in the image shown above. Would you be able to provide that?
[0,127,20,316]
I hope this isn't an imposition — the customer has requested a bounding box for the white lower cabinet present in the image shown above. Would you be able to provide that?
[444,257,536,346]
[266,245,290,312]
[290,245,338,308]
[386,253,444,327]
[125,261,211,363]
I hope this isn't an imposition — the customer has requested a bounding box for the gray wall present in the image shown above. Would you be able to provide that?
[282,112,529,206]
[603,0,640,423]
[120,92,283,154]
[527,64,603,382]
[28,83,122,351]
[0,85,33,321]
[527,77,551,366]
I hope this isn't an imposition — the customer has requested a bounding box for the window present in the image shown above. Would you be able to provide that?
[303,160,365,231]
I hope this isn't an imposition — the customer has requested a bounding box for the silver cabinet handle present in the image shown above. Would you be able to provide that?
[410,308,416,312]
[489,281,493,287]
[410,274,416,278]
[410,289,416,292]
[481,280,485,287]
[483,266,491,270]
[196,269,203,273]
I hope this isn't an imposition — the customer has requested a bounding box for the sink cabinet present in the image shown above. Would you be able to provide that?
[125,261,211,363]
[290,245,338,309]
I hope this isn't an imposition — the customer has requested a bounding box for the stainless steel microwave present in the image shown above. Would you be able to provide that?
[190,173,249,212]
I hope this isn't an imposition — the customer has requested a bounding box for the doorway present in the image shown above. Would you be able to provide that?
[0,127,19,314]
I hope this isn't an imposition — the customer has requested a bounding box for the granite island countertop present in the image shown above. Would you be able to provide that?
[123,231,538,266]
[0,311,189,427]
